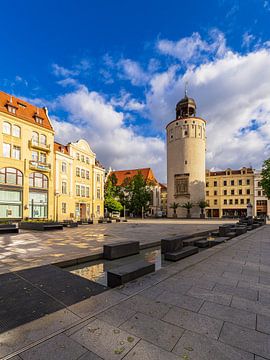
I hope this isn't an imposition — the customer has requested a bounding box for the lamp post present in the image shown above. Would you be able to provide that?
[247,202,253,218]
[55,192,60,222]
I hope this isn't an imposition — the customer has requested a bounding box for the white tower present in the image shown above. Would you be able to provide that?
[166,92,206,218]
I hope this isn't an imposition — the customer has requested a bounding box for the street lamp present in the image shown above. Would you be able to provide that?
[55,192,60,222]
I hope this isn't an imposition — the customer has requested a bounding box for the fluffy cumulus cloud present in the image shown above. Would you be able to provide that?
[52,86,165,180]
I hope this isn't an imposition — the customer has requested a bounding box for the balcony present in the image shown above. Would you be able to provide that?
[29,161,51,172]
[29,140,51,152]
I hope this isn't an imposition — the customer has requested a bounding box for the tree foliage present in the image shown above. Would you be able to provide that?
[169,202,179,214]
[104,176,122,212]
[261,159,270,199]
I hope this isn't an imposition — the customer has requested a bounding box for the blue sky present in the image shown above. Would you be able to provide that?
[1,0,270,181]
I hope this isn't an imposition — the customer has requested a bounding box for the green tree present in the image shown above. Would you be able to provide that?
[182,201,194,218]
[261,159,270,199]
[198,200,208,218]
[127,172,151,216]
[105,197,123,212]
[104,175,122,213]
[169,202,179,218]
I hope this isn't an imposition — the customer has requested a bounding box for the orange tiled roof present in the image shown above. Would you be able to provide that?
[0,90,53,131]
[54,142,69,155]
[207,168,254,176]
[110,168,158,186]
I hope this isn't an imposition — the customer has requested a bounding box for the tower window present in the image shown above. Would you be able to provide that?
[184,131,188,136]
[185,160,187,165]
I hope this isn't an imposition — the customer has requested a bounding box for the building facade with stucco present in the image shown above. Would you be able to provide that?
[166,93,206,218]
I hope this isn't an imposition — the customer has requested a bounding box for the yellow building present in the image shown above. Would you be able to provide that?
[0,91,55,220]
[54,139,105,221]
[205,167,254,218]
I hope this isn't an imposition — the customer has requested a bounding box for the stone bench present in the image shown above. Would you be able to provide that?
[164,246,198,261]
[161,236,188,253]
[0,226,18,234]
[107,260,155,287]
[208,237,229,247]
[103,241,140,260]
[194,239,209,248]
[183,236,205,247]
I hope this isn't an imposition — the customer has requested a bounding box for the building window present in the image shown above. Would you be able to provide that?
[235,199,239,204]
[62,202,67,214]
[29,191,47,218]
[97,188,101,199]
[223,180,227,186]
[241,199,244,204]
[12,146,21,160]
[29,172,48,189]
[76,185,80,196]
[239,189,242,195]
[86,170,90,179]
[40,153,46,163]
[247,199,250,204]
[35,116,43,125]
[206,191,209,196]
[7,106,16,114]
[247,179,250,185]
[86,157,89,164]
[81,155,85,162]
[76,167,80,177]
[185,160,188,165]
[40,134,47,145]
[258,190,261,196]
[224,190,227,195]
[32,131,39,145]
[86,187,90,197]
[3,143,11,158]
[214,190,217,196]
[229,199,233,205]
[247,189,250,195]
[76,153,80,160]
[206,182,209,187]
[81,186,85,197]
[81,169,85,178]
[97,205,100,215]
[214,181,217,187]
[238,180,242,186]
[12,125,21,138]
[214,199,217,205]
[32,151,38,161]
[231,189,235,195]
[258,181,261,187]
[62,181,67,194]
[3,122,11,135]
[224,199,227,205]
[231,180,234,186]
[62,162,67,173]
[0,167,23,186]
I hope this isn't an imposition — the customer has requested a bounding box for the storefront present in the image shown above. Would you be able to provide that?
[0,168,23,219]
[29,172,48,219]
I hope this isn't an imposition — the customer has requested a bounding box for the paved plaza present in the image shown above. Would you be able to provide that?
[0,219,224,273]
[1,223,270,359]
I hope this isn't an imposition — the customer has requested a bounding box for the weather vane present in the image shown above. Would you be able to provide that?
[184,81,188,97]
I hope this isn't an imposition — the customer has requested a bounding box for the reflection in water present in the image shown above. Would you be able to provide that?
[68,247,163,286]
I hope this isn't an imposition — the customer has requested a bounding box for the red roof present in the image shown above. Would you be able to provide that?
[0,90,53,131]
[110,168,158,186]
[54,142,69,155]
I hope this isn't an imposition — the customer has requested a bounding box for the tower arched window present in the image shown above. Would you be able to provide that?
[0,168,23,186]
[3,122,11,135]
[32,131,39,145]
[40,134,47,145]
[12,125,21,138]
[29,172,48,189]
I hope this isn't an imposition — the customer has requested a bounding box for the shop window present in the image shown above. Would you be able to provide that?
[29,172,48,189]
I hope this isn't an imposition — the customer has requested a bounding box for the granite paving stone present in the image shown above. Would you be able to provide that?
[162,306,223,340]
[173,330,254,360]
[231,296,270,317]
[213,283,258,301]
[20,334,87,360]
[219,322,270,359]
[70,318,139,360]
[156,290,204,312]
[222,271,259,283]
[120,312,184,351]
[76,351,103,360]
[257,314,270,334]
[199,301,256,329]
[187,286,232,306]
[123,340,181,360]
[96,302,137,327]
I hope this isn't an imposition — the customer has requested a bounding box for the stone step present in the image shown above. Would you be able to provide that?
[164,246,199,261]
[107,260,155,287]
[103,241,140,260]
[194,239,209,248]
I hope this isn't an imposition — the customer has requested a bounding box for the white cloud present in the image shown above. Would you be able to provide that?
[52,86,165,180]
[57,78,80,88]
[117,59,149,86]
[242,32,256,48]
[52,64,79,77]
[157,29,227,63]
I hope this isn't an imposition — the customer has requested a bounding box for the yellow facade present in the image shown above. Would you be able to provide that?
[0,94,55,220]
[54,139,104,221]
[205,168,255,218]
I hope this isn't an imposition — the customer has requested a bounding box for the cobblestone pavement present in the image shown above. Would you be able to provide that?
[1,224,270,359]
[0,219,223,273]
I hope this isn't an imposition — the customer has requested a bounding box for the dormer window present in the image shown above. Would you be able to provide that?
[34,115,43,125]
[8,105,16,114]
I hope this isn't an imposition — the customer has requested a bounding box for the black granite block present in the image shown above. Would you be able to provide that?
[195,239,209,248]
[0,227,18,234]
[103,241,139,260]
[161,236,187,253]
[219,225,235,236]
[164,246,199,261]
[107,260,155,287]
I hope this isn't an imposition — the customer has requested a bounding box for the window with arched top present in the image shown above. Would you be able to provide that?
[32,131,39,145]
[12,125,21,138]
[40,134,46,145]
[0,168,23,186]
[3,122,11,135]
[29,172,48,189]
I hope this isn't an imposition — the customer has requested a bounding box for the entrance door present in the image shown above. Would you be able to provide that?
[213,209,220,218]
[80,204,86,220]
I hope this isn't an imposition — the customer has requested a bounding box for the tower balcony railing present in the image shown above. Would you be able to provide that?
[29,140,51,152]
[29,160,51,172]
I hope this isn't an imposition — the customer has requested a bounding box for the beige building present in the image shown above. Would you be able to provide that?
[166,93,206,217]
[205,167,254,218]
[159,183,167,215]
[0,91,55,220]
[54,139,105,221]
[254,170,270,217]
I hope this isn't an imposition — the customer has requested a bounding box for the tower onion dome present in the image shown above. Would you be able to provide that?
[176,93,196,119]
